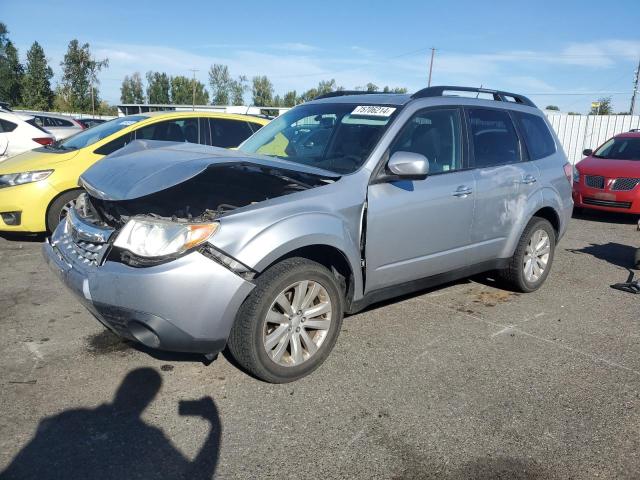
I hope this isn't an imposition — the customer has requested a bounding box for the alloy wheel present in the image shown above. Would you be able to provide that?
[523,229,550,283]
[263,280,332,367]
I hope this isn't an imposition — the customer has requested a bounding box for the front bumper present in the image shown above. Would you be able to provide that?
[0,181,57,232]
[43,222,255,355]
[573,181,640,214]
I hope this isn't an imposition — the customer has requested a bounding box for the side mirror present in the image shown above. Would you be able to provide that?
[582,148,593,156]
[387,151,429,180]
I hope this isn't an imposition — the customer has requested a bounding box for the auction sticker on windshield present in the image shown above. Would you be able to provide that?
[351,106,396,117]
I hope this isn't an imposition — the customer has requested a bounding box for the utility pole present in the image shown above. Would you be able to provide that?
[427,48,436,87]
[189,69,199,111]
[631,57,640,115]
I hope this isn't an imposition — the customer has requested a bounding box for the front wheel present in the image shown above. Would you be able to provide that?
[46,190,82,233]
[228,257,344,383]
[499,217,556,293]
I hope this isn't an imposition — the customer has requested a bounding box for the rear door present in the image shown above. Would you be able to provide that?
[465,107,535,260]
[365,107,476,292]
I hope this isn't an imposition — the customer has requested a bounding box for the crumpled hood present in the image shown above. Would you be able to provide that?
[80,140,339,201]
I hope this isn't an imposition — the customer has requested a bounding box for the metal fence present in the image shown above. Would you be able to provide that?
[545,114,640,165]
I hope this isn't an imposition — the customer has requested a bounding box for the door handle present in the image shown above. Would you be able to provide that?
[452,185,473,197]
[520,174,537,185]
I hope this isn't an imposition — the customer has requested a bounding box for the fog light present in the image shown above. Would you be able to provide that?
[1,211,21,225]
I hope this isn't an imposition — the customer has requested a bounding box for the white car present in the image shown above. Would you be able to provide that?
[0,111,55,160]
[24,112,84,140]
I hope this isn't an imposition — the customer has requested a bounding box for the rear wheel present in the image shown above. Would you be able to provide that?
[228,257,344,383]
[499,217,556,293]
[46,190,82,233]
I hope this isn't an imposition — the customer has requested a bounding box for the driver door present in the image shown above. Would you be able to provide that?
[365,107,476,293]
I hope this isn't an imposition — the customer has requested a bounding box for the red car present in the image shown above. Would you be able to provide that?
[573,130,640,214]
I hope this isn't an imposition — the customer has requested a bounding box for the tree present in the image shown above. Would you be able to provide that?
[0,40,23,105]
[365,83,379,92]
[383,86,408,93]
[59,40,108,113]
[252,75,274,106]
[208,64,232,105]
[590,97,612,115]
[22,41,54,110]
[283,90,297,107]
[120,72,145,104]
[230,75,248,106]
[545,105,560,111]
[170,75,209,104]
[146,71,171,103]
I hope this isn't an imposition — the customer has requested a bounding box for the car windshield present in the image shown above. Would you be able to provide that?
[55,115,146,150]
[239,103,398,174]
[594,137,640,161]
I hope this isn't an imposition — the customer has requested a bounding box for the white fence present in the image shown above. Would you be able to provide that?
[545,114,640,165]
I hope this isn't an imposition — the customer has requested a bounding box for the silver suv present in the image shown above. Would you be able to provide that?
[44,86,573,383]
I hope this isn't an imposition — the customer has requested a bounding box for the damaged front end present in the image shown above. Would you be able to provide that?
[74,161,334,270]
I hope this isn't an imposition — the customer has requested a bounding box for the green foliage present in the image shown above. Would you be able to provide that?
[545,105,560,111]
[209,64,248,105]
[22,42,54,110]
[382,86,408,93]
[59,39,108,113]
[590,97,612,115]
[365,82,378,92]
[252,75,274,106]
[230,75,248,106]
[146,71,171,104]
[283,90,297,107]
[0,41,24,105]
[170,75,209,104]
[120,72,145,104]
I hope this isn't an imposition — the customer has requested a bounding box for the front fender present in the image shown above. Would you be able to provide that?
[218,212,364,300]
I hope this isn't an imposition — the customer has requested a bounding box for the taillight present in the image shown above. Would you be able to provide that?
[33,137,54,146]
[563,163,572,183]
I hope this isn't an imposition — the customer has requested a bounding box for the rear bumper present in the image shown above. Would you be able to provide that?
[43,226,255,355]
[573,182,640,214]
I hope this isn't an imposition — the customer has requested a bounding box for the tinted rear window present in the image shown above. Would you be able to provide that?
[467,108,521,167]
[513,111,556,160]
[0,119,17,133]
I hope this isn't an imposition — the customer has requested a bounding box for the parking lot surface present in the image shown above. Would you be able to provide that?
[1,211,639,479]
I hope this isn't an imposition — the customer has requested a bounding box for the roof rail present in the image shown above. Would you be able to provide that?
[411,85,536,107]
[313,90,398,100]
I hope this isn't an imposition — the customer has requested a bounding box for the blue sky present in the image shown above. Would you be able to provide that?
[2,0,640,112]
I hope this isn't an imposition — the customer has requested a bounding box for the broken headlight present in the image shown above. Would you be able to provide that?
[113,217,219,258]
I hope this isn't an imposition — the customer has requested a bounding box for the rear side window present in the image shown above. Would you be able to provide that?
[513,112,556,160]
[467,108,521,167]
[0,119,17,133]
[135,118,200,144]
[94,132,133,156]
[210,119,254,148]
[26,118,50,134]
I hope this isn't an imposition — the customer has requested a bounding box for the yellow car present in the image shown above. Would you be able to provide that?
[0,111,268,233]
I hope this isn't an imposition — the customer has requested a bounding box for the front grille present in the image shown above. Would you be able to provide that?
[612,178,640,191]
[585,175,605,189]
[58,236,107,266]
[583,197,632,209]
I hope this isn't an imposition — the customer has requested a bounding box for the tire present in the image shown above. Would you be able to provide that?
[635,248,640,269]
[228,257,344,383]
[499,217,556,293]
[46,190,82,233]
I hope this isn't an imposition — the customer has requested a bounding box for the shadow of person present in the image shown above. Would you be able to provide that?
[1,368,221,480]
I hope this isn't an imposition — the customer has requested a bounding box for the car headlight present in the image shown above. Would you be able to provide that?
[0,170,54,188]
[113,217,219,258]
[573,166,580,183]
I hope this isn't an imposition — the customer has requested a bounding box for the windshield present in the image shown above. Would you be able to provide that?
[56,115,146,150]
[594,137,640,161]
[239,103,398,174]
